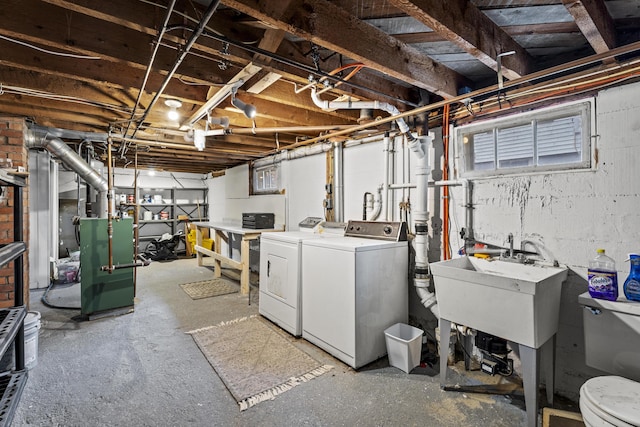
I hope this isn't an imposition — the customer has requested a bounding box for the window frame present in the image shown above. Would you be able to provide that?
[455,99,595,178]
[251,163,281,195]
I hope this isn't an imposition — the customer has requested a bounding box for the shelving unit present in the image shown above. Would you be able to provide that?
[114,187,208,253]
[0,168,29,426]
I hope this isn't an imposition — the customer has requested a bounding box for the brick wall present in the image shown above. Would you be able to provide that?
[0,118,29,309]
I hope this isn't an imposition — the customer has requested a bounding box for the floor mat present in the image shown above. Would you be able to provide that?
[179,278,239,300]
[188,316,332,410]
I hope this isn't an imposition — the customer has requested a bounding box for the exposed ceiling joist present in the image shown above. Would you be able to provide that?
[561,0,617,53]
[388,0,533,80]
[221,0,469,98]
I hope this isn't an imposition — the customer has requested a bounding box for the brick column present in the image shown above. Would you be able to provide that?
[0,118,29,309]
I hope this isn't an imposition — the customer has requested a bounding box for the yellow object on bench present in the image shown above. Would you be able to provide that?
[187,229,213,254]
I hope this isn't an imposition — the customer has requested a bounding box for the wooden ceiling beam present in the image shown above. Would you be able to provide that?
[221,0,468,98]
[0,0,237,85]
[394,22,581,44]
[388,0,533,80]
[37,0,419,108]
[0,42,209,105]
[561,0,616,53]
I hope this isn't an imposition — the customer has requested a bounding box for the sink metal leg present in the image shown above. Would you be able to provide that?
[439,319,452,388]
[541,335,555,406]
[519,343,539,427]
[464,332,474,371]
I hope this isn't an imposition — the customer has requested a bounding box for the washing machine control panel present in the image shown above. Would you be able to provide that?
[344,220,408,241]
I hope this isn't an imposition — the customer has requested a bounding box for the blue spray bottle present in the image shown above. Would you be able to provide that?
[623,253,640,301]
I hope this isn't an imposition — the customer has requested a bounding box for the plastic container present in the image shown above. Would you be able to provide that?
[384,323,423,373]
[588,249,618,301]
[24,311,41,370]
[623,253,640,301]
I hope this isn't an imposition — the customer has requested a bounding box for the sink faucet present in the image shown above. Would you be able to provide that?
[521,239,559,267]
[507,233,514,258]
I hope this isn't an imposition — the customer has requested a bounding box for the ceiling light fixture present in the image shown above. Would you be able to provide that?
[164,98,182,121]
[230,87,257,119]
[207,114,229,129]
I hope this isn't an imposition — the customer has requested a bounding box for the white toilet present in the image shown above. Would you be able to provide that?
[579,292,640,426]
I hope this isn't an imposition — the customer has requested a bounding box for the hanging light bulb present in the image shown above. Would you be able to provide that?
[164,99,182,122]
[231,95,257,119]
[208,115,230,128]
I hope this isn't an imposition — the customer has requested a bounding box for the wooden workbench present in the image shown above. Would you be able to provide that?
[191,221,282,295]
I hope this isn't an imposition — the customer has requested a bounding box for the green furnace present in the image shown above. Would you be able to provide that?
[80,218,135,316]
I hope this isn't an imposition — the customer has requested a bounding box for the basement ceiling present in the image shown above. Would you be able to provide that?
[1,0,640,173]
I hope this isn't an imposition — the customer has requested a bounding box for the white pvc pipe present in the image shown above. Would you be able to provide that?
[409,134,438,317]
[383,134,390,221]
[310,87,415,140]
[333,141,344,222]
[388,136,395,221]
[366,185,383,221]
[389,183,417,189]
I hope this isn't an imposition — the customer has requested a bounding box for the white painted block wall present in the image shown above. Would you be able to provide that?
[447,81,640,399]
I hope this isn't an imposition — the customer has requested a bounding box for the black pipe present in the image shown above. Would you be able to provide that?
[128,0,222,143]
[163,24,419,108]
[362,192,372,220]
[99,260,151,272]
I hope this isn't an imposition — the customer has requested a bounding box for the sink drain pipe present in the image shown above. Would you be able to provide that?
[410,134,439,318]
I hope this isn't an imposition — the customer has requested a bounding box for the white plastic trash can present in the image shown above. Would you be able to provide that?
[384,323,423,373]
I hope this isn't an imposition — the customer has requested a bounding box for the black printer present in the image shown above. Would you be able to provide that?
[242,213,275,229]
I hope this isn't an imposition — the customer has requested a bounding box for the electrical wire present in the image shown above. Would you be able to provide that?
[0,34,101,60]
[40,281,81,310]
[0,84,135,114]
[452,62,640,123]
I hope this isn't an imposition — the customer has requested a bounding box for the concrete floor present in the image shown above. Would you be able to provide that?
[13,258,529,426]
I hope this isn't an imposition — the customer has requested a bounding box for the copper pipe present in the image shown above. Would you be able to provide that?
[106,137,114,273]
[133,147,139,295]
[442,104,451,260]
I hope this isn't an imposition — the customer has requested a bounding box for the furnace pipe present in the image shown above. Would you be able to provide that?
[26,125,109,217]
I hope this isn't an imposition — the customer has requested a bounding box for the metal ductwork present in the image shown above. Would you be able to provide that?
[26,124,109,218]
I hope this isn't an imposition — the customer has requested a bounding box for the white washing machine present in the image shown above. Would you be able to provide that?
[301,221,409,369]
[259,219,344,336]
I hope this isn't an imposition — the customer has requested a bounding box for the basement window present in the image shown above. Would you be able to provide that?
[456,100,593,177]
[252,163,280,194]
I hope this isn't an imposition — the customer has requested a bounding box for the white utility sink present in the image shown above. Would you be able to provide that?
[430,256,568,348]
